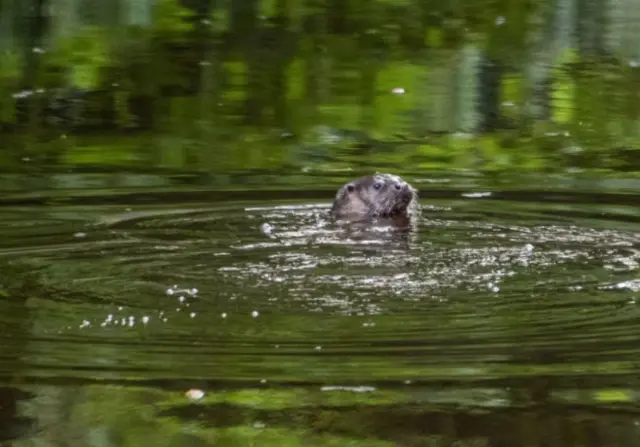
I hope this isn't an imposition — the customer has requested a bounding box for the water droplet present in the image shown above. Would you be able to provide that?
[251,311,259,318]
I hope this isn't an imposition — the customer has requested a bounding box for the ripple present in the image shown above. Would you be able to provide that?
[1,194,639,386]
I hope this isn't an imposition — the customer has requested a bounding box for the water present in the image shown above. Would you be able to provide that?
[2,0,640,443]
[2,175,640,445]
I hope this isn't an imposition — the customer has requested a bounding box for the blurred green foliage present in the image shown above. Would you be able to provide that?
[0,0,639,176]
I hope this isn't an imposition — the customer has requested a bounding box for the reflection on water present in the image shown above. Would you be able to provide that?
[1,178,640,445]
[2,0,640,443]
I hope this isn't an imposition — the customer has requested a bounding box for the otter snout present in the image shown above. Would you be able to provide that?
[394,182,412,201]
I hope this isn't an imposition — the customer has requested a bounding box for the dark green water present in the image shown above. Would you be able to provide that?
[1,175,640,446]
[2,0,640,444]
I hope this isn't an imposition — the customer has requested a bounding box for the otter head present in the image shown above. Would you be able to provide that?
[330,173,419,220]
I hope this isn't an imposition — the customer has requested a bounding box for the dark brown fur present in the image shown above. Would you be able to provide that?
[330,173,419,220]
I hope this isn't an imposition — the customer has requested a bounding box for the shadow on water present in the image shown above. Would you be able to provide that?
[1,177,640,445]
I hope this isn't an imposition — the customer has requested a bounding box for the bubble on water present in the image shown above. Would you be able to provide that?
[221,313,227,318]
[495,16,505,25]
[142,316,150,324]
[189,312,196,318]
[128,316,135,327]
[74,232,87,238]
[260,379,267,384]
[79,320,91,329]
[179,296,186,303]
[391,87,405,94]
[315,345,322,351]
[261,223,275,236]
[251,310,259,318]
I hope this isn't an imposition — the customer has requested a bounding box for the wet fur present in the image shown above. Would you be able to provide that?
[330,173,419,220]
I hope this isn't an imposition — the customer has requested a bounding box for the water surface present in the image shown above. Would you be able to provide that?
[1,176,640,445]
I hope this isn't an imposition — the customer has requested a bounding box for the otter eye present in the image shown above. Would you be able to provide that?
[373,181,383,190]
[346,184,355,193]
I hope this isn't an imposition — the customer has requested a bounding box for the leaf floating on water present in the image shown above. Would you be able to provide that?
[185,389,205,401]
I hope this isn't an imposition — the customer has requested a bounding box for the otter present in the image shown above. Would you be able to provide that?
[330,173,419,221]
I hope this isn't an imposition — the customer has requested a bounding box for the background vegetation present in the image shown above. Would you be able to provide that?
[1,0,639,184]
